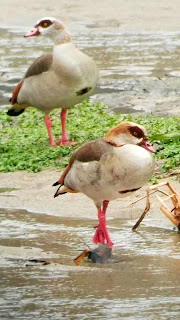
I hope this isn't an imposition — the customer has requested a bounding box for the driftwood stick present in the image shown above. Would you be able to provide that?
[74,249,91,265]
[160,205,180,228]
[132,181,180,230]
[130,190,156,206]
[131,188,170,207]
[166,182,180,207]
[156,194,170,210]
[132,188,151,230]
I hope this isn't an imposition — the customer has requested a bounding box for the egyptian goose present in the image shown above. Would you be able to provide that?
[53,121,155,246]
[8,17,98,146]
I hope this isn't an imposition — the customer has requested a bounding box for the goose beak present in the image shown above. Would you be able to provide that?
[24,27,40,37]
[140,139,156,153]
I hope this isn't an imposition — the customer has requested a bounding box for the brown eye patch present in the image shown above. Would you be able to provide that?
[129,126,145,139]
[37,19,53,28]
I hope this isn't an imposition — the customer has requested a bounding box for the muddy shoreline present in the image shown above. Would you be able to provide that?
[0,169,180,224]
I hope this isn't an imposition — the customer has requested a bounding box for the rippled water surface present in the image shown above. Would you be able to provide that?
[1,27,180,113]
[0,208,180,319]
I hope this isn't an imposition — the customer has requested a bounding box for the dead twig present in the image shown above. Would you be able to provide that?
[132,181,180,231]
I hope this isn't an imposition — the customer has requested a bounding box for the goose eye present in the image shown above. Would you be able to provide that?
[39,20,52,28]
[129,125,144,139]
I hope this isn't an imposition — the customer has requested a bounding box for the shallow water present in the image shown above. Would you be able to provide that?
[0,208,180,319]
[1,27,180,114]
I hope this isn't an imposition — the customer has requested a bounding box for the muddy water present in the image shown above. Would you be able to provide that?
[0,208,180,319]
[1,27,180,115]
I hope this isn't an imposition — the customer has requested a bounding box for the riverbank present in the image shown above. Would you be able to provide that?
[0,169,179,229]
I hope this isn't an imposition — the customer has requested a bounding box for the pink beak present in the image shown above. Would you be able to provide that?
[24,27,40,37]
[140,139,156,153]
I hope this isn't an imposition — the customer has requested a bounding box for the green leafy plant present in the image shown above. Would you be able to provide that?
[0,100,180,175]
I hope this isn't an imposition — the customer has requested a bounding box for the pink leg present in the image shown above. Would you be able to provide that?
[58,109,77,146]
[44,115,56,147]
[93,200,114,247]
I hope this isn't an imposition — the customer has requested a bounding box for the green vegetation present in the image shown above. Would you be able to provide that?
[0,100,180,177]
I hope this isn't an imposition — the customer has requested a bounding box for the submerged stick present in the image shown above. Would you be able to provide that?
[74,249,91,265]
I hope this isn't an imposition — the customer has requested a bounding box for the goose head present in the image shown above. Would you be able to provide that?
[24,17,71,44]
[105,121,155,152]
